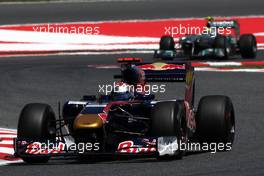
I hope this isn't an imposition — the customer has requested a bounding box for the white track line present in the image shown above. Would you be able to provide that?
[204,62,242,66]
[0,159,23,166]
[0,29,159,44]
[0,134,17,138]
[0,44,158,52]
[0,43,262,52]
[0,29,262,52]
[0,128,21,166]
[0,131,17,134]
[0,128,16,132]
[0,140,13,145]
[0,147,14,155]
[195,68,264,72]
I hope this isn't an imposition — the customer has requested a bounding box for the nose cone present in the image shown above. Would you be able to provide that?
[73,114,103,130]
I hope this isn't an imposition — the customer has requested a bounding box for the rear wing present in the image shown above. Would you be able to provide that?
[207,20,239,28]
[117,57,142,63]
[136,62,191,82]
[114,59,195,106]
[207,20,240,36]
[114,60,194,82]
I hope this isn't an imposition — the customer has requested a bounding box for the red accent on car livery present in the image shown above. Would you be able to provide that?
[25,142,65,154]
[161,64,185,70]
[117,141,156,153]
[98,100,141,121]
[137,64,156,70]
[184,101,196,130]
[138,63,185,71]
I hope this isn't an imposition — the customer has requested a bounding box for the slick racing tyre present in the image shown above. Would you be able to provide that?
[159,36,175,50]
[17,103,56,163]
[214,35,229,59]
[196,96,235,150]
[239,34,257,59]
[151,101,187,159]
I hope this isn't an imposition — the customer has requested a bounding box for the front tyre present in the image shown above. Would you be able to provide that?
[151,101,187,159]
[196,96,235,150]
[17,103,56,163]
[239,34,257,59]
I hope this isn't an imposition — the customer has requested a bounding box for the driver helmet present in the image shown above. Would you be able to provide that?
[205,16,214,22]
[205,16,216,36]
[110,82,134,101]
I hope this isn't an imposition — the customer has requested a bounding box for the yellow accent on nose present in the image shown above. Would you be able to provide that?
[73,114,103,130]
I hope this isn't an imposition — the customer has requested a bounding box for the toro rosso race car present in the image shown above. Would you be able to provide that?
[14,58,235,163]
[154,18,257,60]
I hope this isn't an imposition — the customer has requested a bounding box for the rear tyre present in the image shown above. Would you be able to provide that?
[151,101,187,159]
[159,36,175,50]
[17,103,56,163]
[239,34,257,58]
[196,96,235,151]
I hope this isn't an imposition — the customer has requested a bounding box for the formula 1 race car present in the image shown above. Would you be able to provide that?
[14,58,235,163]
[154,20,257,60]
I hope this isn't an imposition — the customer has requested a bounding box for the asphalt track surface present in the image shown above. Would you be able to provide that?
[0,0,264,24]
[0,0,264,176]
